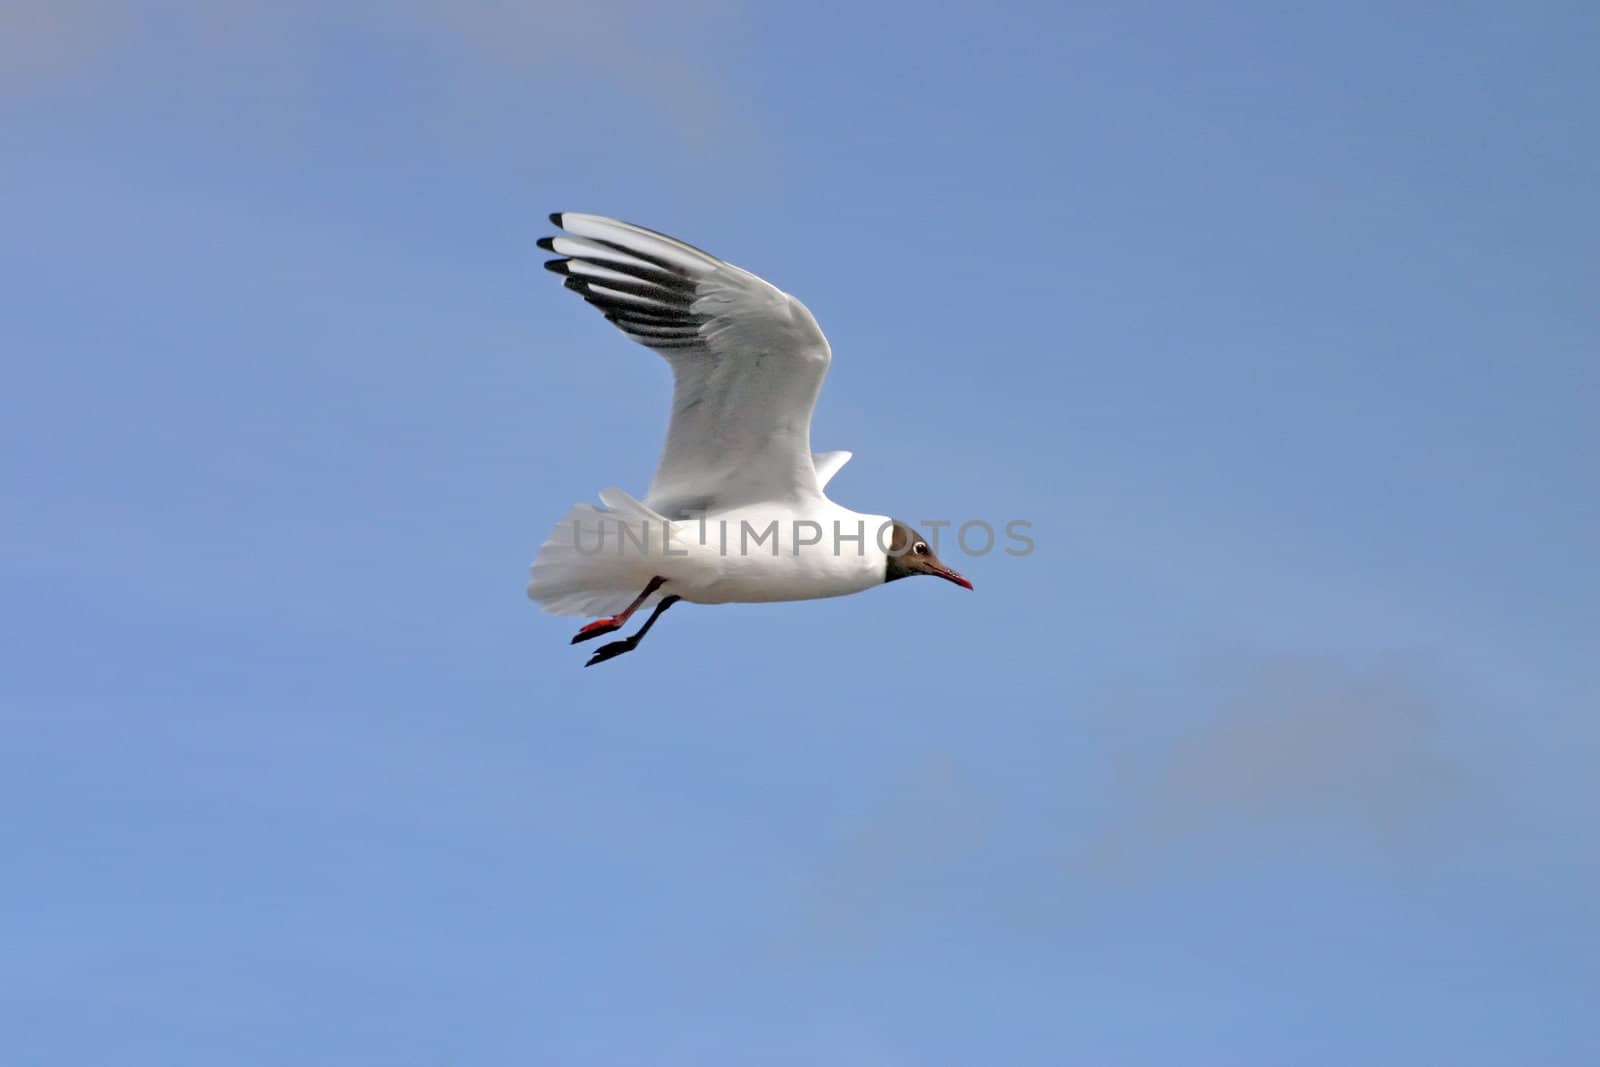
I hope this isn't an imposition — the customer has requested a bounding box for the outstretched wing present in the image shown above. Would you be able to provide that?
[540,213,835,517]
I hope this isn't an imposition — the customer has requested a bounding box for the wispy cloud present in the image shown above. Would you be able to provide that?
[4,0,749,148]
[416,0,746,149]
[1076,656,1485,879]
[789,656,1490,953]
[0,0,123,87]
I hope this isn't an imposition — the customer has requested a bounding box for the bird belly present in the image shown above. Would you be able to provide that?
[656,510,887,605]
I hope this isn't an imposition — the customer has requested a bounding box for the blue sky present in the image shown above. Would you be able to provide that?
[3,1,1597,1063]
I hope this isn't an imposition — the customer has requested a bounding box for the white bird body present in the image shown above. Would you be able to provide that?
[526,213,970,663]
[679,501,891,605]
[532,488,891,615]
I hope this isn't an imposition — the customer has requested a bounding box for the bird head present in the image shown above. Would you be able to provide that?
[883,520,974,590]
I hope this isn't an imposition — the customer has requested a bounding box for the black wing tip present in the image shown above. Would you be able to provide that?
[536,236,557,252]
[549,211,565,227]
[543,258,571,275]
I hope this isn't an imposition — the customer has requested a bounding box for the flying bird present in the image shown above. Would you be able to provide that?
[529,213,972,666]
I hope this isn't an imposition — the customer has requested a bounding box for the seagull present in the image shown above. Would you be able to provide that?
[528,213,972,666]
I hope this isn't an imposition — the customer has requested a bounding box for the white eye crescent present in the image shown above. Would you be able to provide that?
[913,542,928,555]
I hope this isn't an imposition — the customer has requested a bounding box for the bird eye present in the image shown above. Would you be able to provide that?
[913,542,928,555]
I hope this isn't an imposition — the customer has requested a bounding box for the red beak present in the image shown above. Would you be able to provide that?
[931,564,974,590]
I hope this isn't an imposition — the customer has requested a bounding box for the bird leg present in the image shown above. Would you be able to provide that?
[584,595,682,667]
[571,576,666,644]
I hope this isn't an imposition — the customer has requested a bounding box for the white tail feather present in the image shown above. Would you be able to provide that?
[526,489,668,616]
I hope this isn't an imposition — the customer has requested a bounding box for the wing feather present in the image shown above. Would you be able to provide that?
[542,212,837,515]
